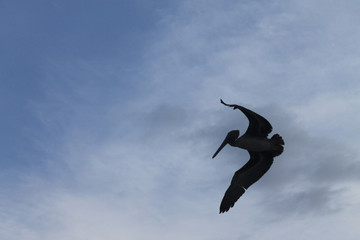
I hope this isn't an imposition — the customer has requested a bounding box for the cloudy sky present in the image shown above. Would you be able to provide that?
[1,0,360,239]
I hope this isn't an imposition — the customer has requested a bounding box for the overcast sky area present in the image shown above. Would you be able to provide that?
[1,0,360,239]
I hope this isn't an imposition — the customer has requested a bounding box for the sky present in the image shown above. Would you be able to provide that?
[1,0,360,239]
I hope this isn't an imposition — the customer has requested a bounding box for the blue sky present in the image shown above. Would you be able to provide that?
[1,0,360,239]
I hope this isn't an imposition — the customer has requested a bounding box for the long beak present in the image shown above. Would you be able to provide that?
[212,138,228,158]
[212,130,239,159]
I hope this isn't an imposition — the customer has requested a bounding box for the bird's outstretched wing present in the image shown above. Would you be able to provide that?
[219,151,274,213]
[220,99,272,137]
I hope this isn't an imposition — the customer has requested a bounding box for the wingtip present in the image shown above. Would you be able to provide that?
[219,209,226,214]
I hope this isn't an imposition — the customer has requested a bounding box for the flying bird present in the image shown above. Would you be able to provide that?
[213,99,285,213]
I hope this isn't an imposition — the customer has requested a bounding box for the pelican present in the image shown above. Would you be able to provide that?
[213,99,285,213]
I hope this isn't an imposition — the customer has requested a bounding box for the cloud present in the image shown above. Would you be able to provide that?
[3,1,360,240]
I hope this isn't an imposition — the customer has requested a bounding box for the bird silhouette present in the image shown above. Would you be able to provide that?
[213,99,284,213]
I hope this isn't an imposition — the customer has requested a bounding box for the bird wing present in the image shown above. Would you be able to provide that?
[220,99,272,137]
[219,151,274,213]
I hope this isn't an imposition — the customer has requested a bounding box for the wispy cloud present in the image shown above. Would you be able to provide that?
[2,0,360,239]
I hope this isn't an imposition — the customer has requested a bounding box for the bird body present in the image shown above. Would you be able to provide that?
[232,135,279,152]
[213,99,285,213]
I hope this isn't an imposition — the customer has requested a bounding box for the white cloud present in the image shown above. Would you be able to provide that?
[2,0,360,239]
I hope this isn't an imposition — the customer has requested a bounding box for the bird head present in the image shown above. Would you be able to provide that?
[212,130,239,158]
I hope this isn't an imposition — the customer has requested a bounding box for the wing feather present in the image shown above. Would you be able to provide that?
[220,99,272,137]
[219,152,274,213]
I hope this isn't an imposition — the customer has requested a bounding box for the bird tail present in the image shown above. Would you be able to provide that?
[270,134,284,157]
[271,134,284,145]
